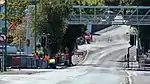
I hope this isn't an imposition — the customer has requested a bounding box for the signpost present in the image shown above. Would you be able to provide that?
[4,0,7,71]
[0,33,6,72]
[0,0,5,72]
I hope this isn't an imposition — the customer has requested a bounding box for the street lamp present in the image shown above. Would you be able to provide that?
[24,0,37,54]
[24,5,35,54]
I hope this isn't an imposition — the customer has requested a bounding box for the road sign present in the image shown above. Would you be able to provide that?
[0,34,6,41]
[0,0,5,6]
[1,34,6,40]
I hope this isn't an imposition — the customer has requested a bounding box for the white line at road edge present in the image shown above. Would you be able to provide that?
[80,45,89,64]
[80,43,128,64]
[125,70,133,84]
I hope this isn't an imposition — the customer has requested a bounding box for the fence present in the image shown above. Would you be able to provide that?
[9,55,64,69]
[0,50,87,69]
[0,55,48,69]
[10,56,59,69]
[10,56,35,69]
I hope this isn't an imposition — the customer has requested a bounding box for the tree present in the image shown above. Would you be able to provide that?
[0,0,32,46]
[1,1,37,46]
[105,0,135,6]
[5,0,31,24]
[133,0,150,53]
[38,0,71,56]
[105,0,120,6]
[71,0,104,14]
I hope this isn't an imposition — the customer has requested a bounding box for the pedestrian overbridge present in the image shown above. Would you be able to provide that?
[68,6,150,25]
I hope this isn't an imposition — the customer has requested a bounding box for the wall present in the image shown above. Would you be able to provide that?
[91,25,111,33]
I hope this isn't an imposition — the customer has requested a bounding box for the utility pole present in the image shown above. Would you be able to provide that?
[4,0,7,71]
[34,0,37,53]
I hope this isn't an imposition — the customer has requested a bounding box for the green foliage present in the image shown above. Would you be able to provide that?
[71,0,104,14]
[7,35,13,44]
[72,0,104,5]
[134,0,150,6]
[4,0,31,24]
[105,0,135,5]
[132,0,150,38]
[38,0,72,55]
[0,1,38,45]
[132,0,150,53]
[105,0,120,5]
[62,25,85,53]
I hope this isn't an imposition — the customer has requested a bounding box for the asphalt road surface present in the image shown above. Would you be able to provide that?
[0,25,150,84]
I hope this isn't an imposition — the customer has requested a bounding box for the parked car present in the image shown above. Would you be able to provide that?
[0,45,17,54]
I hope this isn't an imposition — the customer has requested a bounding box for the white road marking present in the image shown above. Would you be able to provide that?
[125,70,133,84]
[80,45,89,64]
[132,71,138,76]
[93,45,128,64]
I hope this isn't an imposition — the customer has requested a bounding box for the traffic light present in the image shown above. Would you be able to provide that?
[41,37,46,47]
[26,39,30,46]
[36,44,41,49]
[7,35,13,44]
[129,35,136,46]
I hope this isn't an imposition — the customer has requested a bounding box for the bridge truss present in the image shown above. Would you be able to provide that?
[68,6,150,25]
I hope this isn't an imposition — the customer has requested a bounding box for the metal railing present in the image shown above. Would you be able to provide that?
[68,15,150,25]
[68,6,150,25]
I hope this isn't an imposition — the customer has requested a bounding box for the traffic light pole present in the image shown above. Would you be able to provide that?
[4,0,7,71]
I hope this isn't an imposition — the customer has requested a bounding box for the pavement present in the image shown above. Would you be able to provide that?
[0,69,50,75]
[0,24,150,84]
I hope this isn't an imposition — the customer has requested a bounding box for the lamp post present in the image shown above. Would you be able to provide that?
[24,0,37,54]
[24,5,35,54]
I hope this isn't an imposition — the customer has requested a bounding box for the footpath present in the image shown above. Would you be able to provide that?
[0,45,89,75]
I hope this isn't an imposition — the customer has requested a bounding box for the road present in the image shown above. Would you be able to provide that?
[0,25,150,84]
